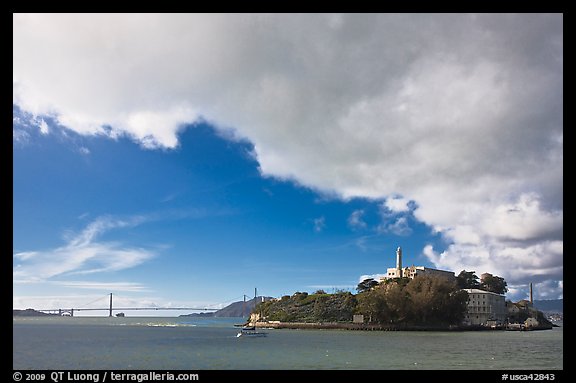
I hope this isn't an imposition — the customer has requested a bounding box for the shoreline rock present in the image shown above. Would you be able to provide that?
[253,321,555,331]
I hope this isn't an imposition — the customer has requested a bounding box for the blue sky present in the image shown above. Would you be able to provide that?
[13,106,446,314]
[13,14,562,315]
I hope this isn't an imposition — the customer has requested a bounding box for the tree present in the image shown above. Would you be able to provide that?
[384,282,411,324]
[456,270,480,289]
[480,273,508,295]
[405,275,469,325]
[444,290,469,324]
[355,286,389,323]
[356,278,379,293]
[356,275,469,326]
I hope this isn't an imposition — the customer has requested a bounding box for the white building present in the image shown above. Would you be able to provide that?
[382,247,404,279]
[462,288,506,326]
[379,247,455,282]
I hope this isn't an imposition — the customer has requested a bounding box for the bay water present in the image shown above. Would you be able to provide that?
[13,316,563,370]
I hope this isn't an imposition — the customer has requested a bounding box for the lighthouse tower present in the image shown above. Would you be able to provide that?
[396,247,403,278]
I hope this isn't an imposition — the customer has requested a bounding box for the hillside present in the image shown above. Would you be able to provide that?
[13,309,57,317]
[259,291,357,322]
[180,296,274,318]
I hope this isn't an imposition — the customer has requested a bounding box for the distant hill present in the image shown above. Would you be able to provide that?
[180,296,274,318]
[533,299,563,313]
[13,309,57,317]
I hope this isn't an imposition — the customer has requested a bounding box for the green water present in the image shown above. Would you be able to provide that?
[13,316,563,370]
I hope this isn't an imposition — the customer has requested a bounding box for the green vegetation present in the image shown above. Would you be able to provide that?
[456,270,508,294]
[356,278,379,293]
[456,270,481,289]
[479,273,508,295]
[355,275,468,326]
[258,291,357,322]
[258,274,469,326]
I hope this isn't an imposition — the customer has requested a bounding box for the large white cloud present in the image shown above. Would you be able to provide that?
[13,13,563,298]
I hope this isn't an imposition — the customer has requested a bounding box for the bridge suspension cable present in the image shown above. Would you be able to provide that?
[34,291,271,316]
[77,293,112,309]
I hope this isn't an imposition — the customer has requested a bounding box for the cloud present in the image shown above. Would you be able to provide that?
[13,127,30,144]
[506,280,563,302]
[376,202,414,236]
[480,193,563,242]
[13,215,155,283]
[423,239,563,286]
[52,281,150,292]
[386,217,413,237]
[37,118,49,134]
[384,197,411,213]
[13,14,563,296]
[348,209,367,230]
[313,216,326,233]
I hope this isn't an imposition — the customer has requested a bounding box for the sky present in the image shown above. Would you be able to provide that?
[13,13,563,316]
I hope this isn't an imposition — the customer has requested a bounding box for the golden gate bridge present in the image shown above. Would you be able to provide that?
[35,293,221,317]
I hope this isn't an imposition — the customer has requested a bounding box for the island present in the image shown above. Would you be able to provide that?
[248,270,556,331]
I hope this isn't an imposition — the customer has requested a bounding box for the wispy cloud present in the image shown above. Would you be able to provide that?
[376,201,414,236]
[13,215,155,283]
[13,126,30,144]
[38,118,49,135]
[52,281,151,292]
[78,146,90,155]
[313,216,326,233]
[355,236,369,252]
[386,216,413,236]
[348,209,367,230]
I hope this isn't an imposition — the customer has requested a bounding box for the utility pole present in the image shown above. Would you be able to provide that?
[109,293,113,317]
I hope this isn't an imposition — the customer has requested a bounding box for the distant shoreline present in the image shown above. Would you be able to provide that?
[13,309,58,317]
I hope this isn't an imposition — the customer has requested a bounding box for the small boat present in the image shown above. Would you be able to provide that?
[236,288,267,338]
[237,325,267,338]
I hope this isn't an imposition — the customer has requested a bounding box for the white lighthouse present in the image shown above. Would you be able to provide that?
[396,246,403,278]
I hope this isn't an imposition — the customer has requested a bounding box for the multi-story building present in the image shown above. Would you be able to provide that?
[462,288,506,326]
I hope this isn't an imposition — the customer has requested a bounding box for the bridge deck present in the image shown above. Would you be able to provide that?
[37,307,218,314]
